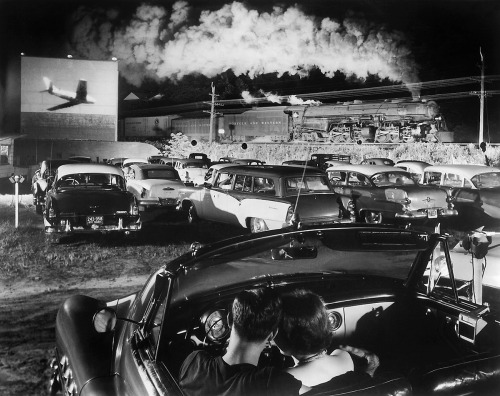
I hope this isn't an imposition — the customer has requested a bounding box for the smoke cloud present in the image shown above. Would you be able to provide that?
[69,1,420,93]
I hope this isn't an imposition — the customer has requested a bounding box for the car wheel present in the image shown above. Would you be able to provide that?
[249,217,268,233]
[188,205,199,224]
[364,211,383,224]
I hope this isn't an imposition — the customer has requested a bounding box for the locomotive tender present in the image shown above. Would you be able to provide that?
[123,99,454,143]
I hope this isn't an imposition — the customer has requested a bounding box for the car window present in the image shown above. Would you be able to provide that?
[254,177,275,194]
[443,173,463,187]
[144,169,178,180]
[471,172,500,189]
[215,172,234,189]
[371,172,415,187]
[285,176,329,193]
[234,175,252,192]
[423,171,442,185]
[347,172,370,186]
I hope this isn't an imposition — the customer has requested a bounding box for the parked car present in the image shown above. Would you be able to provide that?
[43,163,141,240]
[31,159,78,214]
[173,158,209,186]
[421,164,500,231]
[310,153,351,170]
[49,224,500,396]
[188,152,211,167]
[326,164,457,225]
[122,158,149,180]
[395,160,432,182]
[125,164,185,222]
[360,157,395,166]
[178,165,353,233]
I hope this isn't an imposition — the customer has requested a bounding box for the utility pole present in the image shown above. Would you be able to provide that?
[203,82,221,143]
[470,48,489,144]
[479,47,485,144]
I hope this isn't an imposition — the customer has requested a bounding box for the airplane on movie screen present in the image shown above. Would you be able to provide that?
[42,77,96,111]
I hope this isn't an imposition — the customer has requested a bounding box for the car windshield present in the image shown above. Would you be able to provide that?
[144,169,179,180]
[471,172,500,189]
[56,173,126,190]
[371,172,416,187]
[168,228,427,304]
[285,175,331,194]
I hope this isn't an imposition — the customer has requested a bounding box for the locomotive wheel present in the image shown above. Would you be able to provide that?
[364,211,383,224]
[376,132,389,143]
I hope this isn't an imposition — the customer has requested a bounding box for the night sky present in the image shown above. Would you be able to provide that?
[1,0,500,140]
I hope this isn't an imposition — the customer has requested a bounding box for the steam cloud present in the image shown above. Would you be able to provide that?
[69,1,420,94]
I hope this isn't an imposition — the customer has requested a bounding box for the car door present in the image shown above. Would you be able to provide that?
[201,171,238,224]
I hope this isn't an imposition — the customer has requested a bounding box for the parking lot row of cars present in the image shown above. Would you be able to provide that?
[31,153,500,240]
[40,154,500,395]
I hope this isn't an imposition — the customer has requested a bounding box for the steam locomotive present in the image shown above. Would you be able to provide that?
[123,99,454,143]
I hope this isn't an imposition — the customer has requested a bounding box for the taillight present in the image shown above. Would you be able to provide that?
[140,188,147,198]
[185,171,191,182]
[131,203,139,215]
[48,207,56,218]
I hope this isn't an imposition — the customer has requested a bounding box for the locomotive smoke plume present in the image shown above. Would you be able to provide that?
[242,90,322,106]
[69,1,421,96]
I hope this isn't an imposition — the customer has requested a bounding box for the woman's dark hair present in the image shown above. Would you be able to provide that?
[231,288,282,342]
[278,289,332,356]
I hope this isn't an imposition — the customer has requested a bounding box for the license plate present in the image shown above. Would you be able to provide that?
[86,215,103,225]
[427,209,438,219]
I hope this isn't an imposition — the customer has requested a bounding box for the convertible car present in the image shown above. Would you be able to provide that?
[43,163,141,240]
[50,224,500,395]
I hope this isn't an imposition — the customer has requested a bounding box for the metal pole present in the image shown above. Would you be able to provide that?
[479,48,485,144]
[209,82,215,143]
[14,181,19,228]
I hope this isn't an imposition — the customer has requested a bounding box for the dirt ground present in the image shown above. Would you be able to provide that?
[0,195,244,395]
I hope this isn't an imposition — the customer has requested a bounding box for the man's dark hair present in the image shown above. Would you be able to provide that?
[231,288,282,342]
[279,289,332,356]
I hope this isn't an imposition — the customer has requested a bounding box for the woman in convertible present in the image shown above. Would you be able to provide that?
[274,289,379,388]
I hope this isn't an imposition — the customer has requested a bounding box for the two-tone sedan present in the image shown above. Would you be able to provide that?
[43,163,141,241]
[125,163,185,222]
[326,164,457,225]
[421,164,500,231]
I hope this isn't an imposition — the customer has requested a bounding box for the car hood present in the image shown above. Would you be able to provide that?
[51,189,132,214]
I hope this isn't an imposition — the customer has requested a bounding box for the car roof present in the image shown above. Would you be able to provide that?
[176,158,206,163]
[215,165,325,177]
[423,164,499,178]
[56,163,124,177]
[326,164,404,176]
[130,163,176,171]
[123,158,148,166]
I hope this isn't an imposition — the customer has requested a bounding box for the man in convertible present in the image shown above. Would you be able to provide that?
[178,288,305,395]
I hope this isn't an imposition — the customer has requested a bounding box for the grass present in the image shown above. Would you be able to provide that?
[0,203,192,284]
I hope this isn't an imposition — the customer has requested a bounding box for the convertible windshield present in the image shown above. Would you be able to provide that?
[471,172,500,189]
[285,175,331,194]
[169,228,428,304]
[56,173,126,190]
